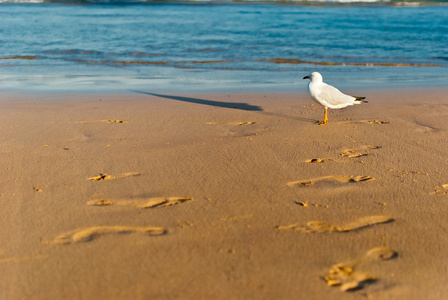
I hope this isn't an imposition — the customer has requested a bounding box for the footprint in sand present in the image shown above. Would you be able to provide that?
[341,145,381,158]
[306,146,380,162]
[359,120,391,124]
[325,247,397,292]
[76,120,128,124]
[276,215,393,233]
[431,183,448,195]
[47,226,167,244]
[207,121,255,126]
[104,120,127,124]
[306,158,336,163]
[341,120,391,125]
[287,175,374,187]
[412,121,442,134]
[87,197,192,208]
[88,172,140,181]
[295,201,329,208]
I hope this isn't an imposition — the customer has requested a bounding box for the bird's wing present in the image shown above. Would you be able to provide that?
[317,83,355,106]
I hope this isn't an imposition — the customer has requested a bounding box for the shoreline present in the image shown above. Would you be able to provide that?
[2,84,447,98]
[1,88,447,299]
[1,65,448,94]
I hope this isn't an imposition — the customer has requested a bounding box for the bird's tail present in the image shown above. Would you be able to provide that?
[354,96,368,103]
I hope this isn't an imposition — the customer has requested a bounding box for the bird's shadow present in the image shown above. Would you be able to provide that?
[133,90,263,112]
[132,90,316,123]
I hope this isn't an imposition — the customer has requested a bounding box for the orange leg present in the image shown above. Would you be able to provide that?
[318,108,328,125]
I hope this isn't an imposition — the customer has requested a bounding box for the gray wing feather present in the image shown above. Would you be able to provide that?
[318,83,354,106]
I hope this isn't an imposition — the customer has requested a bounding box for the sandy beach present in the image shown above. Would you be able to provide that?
[1,87,447,299]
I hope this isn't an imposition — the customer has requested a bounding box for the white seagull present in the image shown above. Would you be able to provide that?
[303,72,367,125]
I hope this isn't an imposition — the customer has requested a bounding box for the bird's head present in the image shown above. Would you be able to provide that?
[303,72,323,82]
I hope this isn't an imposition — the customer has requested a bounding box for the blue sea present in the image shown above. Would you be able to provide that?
[0,0,447,92]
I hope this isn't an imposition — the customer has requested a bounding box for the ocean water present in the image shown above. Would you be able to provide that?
[0,1,447,92]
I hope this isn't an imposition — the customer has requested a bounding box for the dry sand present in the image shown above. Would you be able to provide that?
[0,87,447,299]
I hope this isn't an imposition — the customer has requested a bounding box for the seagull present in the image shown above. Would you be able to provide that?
[303,72,367,125]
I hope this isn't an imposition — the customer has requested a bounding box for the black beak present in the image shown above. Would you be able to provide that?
[303,76,310,80]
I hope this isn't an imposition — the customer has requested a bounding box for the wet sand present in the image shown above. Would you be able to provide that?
[1,88,447,299]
